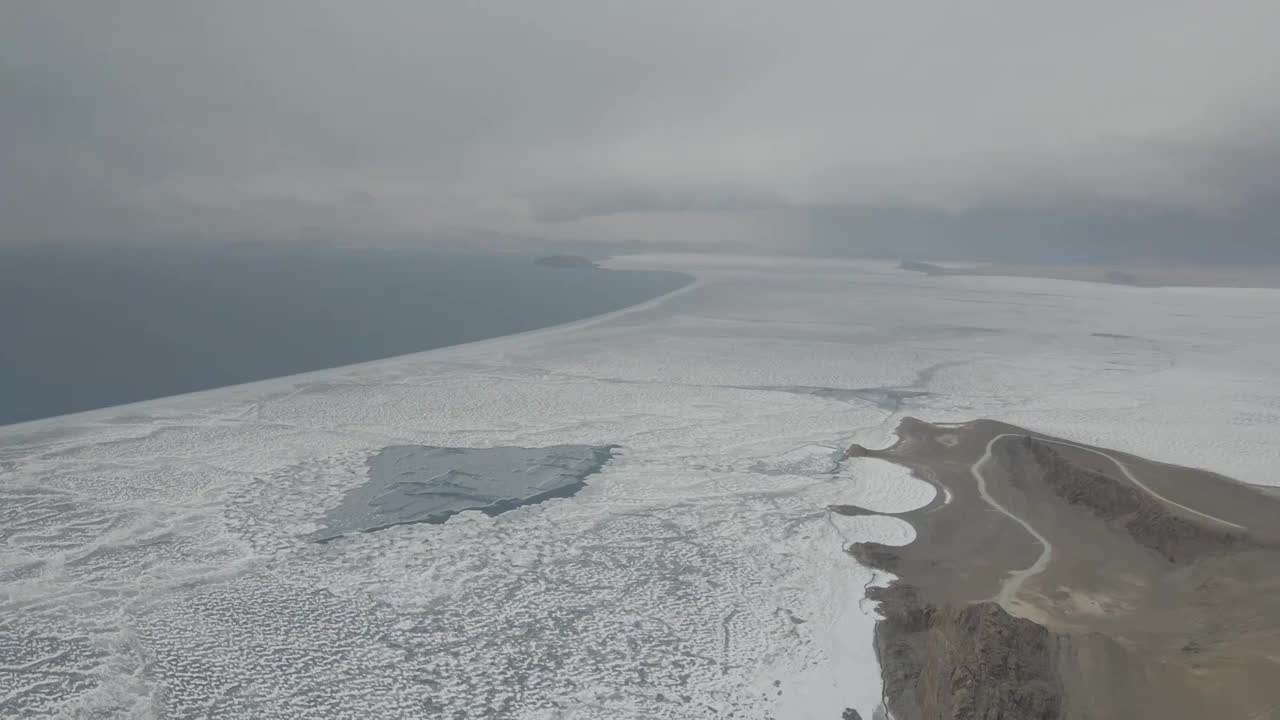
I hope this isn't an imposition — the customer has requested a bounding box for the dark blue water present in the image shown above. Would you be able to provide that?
[0,245,689,426]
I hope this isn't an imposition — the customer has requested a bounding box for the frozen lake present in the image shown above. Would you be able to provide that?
[312,444,616,542]
[3,254,1280,718]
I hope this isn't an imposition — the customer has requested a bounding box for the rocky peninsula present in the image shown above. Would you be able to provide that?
[843,418,1280,719]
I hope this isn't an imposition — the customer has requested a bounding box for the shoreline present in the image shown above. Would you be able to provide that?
[846,417,1280,719]
[0,265,697,434]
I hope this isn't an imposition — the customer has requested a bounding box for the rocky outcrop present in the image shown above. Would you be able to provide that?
[844,443,872,458]
[867,584,1061,720]
[1017,438,1253,563]
[848,542,901,572]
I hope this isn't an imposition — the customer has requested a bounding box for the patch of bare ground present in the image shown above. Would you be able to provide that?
[845,417,1280,719]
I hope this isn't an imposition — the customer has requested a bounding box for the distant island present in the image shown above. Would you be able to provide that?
[1103,270,1142,286]
[535,254,599,269]
[898,260,949,276]
[898,259,1159,287]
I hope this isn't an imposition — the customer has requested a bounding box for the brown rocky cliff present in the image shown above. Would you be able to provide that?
[869,583,1061,720]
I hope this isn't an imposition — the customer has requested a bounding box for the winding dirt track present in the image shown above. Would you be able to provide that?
[969,433,1053,606]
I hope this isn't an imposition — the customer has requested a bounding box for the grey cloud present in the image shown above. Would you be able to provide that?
[530,185,784,223]
[3,1,1280,259]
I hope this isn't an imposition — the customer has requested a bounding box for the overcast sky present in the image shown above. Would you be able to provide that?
[4,1,1279,260]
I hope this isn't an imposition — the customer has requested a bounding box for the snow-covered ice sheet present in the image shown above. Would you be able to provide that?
[837,458,937,514]
[4,254,1280,718]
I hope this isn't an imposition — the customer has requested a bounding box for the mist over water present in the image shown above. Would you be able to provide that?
[0,245,689,425]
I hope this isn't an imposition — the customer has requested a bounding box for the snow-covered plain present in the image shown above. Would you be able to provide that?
[3,255,1280,718]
